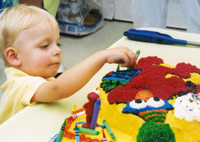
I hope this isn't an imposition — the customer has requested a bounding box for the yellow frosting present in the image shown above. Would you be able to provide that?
[61,62,200,142]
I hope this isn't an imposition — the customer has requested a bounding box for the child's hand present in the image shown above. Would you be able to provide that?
[32,46,137,102]
[103,46,137,68]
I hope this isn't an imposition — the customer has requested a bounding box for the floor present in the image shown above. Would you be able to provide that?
[59,20,134,70]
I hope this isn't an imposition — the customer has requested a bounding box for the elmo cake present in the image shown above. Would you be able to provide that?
[51,56,200,142]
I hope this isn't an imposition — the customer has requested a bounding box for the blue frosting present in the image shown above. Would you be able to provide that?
[123,100,173,114]
[102,69,142,82]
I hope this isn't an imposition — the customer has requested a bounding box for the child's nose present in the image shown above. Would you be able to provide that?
[53,45,62,56]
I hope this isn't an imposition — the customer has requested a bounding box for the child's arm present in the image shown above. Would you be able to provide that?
[31,46,137,102]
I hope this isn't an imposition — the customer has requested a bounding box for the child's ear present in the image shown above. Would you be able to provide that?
[5,47,21,67]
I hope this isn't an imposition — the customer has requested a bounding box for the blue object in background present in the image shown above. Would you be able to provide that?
[0,0,19,14]
[124,29,200,46]
[1,0,19,8]
[3,0,14,8]
[0,0,2,9]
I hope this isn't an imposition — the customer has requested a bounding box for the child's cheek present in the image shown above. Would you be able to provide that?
[37,55,51,66]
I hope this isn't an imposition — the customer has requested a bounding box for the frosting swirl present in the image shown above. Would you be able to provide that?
[173,93,200,122]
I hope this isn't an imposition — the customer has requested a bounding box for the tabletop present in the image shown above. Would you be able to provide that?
[0,28,200,142]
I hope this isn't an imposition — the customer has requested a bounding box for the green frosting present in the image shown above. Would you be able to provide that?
[101,80,126,93]
[137,122,176,142]
[142,111,167,123]
[142,111,167,118]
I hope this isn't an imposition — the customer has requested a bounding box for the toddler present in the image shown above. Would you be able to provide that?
[0,4,137,124]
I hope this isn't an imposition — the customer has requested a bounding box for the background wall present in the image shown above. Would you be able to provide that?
[103,0,186,30]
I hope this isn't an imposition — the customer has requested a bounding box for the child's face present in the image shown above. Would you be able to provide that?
[14,22,62,78]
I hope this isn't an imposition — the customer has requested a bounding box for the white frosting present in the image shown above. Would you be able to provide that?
[173,93,200,122]
[129,99,147,109]
[146,97,165,108]
[174,107,185,120]
[193,109,200,121]
[185,111,195,122]
[92,88,100,94]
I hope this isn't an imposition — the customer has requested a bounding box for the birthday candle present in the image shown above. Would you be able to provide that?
[78,127,99,135]
[116,64,120,71]
[78,120,105,128]
[72,104,77,113]
[75,123,80,142]
[102,129,108,142]
[136,49,141,59]
[98,124,105,129]
[103,119,116,141]
[67,110,86,120]
[90,98,101,130]
[77,121,86,124]
[56,119,66,142]
[124,49,141,71]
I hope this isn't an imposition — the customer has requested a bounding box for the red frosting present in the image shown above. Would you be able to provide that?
[82,92,99,128]
[107,56,200,104]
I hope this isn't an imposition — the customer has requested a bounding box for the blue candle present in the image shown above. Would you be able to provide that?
[75,123,80,142]
[90,98,101,130]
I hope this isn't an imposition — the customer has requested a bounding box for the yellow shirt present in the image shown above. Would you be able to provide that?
[0,67,54,124]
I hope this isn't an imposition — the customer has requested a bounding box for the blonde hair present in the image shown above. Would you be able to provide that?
[0,4,60,67]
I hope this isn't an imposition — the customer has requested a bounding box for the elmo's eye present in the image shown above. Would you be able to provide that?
[129,99,147,109]
[146,97,164,108]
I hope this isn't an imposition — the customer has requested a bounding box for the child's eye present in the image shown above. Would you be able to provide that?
[41,45,49,48]
[57,43,61,47]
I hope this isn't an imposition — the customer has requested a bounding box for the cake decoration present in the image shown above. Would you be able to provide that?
[82,91,99,129]
[123,97,173,117]
[67,110,86,120]
[137,122,175,142]
[102,119,116,141]
[61,108,107,142]
[51,56,200,142]
[173,93,200,122]
[90,98,101,130]
[102,129,107,142]
[101,69,141,93]
[135,90,153,101]
[75,123,81,142]
[105,56,200,104]
[123,94,175,141]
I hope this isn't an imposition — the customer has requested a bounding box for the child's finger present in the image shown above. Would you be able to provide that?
[120,52,131,67]
[120,50,136,68]
[127,50,137,67]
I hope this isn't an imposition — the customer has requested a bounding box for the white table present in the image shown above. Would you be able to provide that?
[0,28,200,142]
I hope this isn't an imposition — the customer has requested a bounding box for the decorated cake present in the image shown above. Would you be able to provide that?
[51,56,200,142]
